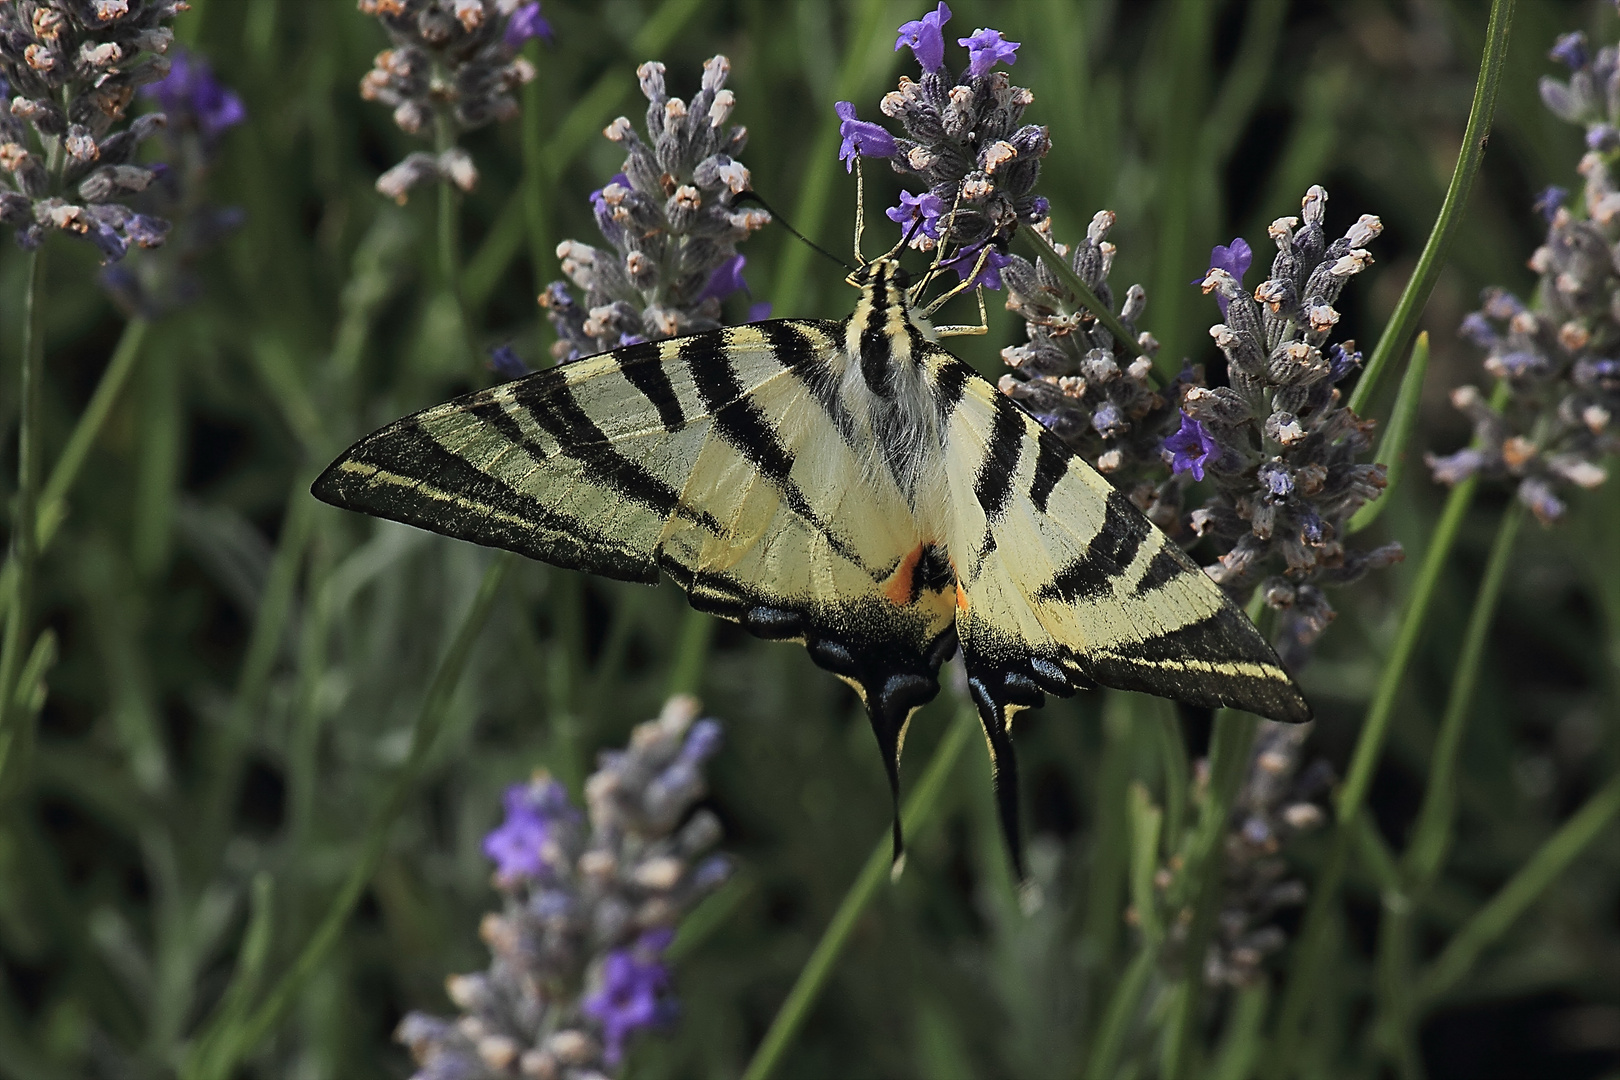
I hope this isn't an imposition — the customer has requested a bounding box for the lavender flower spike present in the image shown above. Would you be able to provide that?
[397,697,733,1080]
[835,101,898,172]
[896,2,952,73]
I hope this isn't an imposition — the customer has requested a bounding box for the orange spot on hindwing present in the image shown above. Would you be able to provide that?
[883,544,924,607]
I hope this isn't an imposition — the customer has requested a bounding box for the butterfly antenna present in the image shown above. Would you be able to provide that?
[733,190,853,274]
[853,157,869,266]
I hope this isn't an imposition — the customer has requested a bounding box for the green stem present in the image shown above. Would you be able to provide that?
[1084,943,1160,1080]
[1348,331,1431,535]
[1373,501,1524,1069]
[1403,501,1525,886]
[665,608,713,698]
[1415,770,1620,1006]
[1013,225,1141,367]
[196,551,514,1073]
[770,0,893,310]
[433,110,481,373]
[1162,707,1259,1079]
[36,317,149,550]
[1147,0,1214,371]
[740,707,976,1080]
[1348,0,1514,415]
[0,243,49,782]
[1268,421,1500,1073]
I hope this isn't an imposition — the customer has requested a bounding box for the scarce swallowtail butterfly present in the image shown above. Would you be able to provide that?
[312,254,1309,876]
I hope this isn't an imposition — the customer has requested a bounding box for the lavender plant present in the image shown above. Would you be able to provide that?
[397,696,732,1080]
[836,1,1046,286]
[1426,30,1620,523]
[0,0,184,258]
[98,47,243,317]
[542,54,767,361]
[359,0,546,204]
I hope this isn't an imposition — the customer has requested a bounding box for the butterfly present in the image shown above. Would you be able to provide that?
[312,253,1309,877]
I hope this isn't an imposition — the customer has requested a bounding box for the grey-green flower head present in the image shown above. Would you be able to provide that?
[1428,28,1620,526]
[359,0,540,203]
[543,55,768,362]
[0,0,186,259]
[395,696,731,1080]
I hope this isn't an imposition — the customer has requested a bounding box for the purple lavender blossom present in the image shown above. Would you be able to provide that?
[481,777,577,881]
[488,344,532,381]
[886,189,946,238]
[1165,412,1220,481]
[835,101,898,172]
[699,254,749,302]
[943,243,1012,289]
[504,1,552,48]
[895,2,952,73]
[682,717,724,762]
[142,51,246,141]
[957,27,1020,78]
[1533,185,1568,222]
[1327,342,1362,381]
[584,930,676,1065]
[1550,30,1587,70]
[748,300,773,321]
[1197,238,1253,317]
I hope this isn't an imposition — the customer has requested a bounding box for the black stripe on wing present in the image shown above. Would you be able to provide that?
[510,370,724,534]
[972,393,1026,522]
[614,340,687,432]
[1083,607,1312,723]
[1035,490,1152,603]
[681,333,872,571]
[311,415,658,584]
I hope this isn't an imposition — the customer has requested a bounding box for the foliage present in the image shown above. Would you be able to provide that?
[0,1,1617,1078]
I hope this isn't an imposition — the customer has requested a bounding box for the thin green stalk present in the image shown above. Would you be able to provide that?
[1084,944,1160,1080]
[0,244,49,783]
[433,111,482,373]
[1208,980,1271,1080]
[1147,0,1214,369]
[1199,0,1287,165]
[770,0,894,310]
[182,874,273,1080]
[36,317,149,550]
[1268,400,1502,1072]
[1349,0,1514,415]
[1402,500,1525,886]
[197,552,514,1074]
[200,485,316,852]
[1348,331,1432,535]
[665,607,714,698]
[1161,707,1259,1080]
[1374,501,1525,1070]
[1013,225,1140,365]
[1415,769,1620,1006]
[740,707,976,1080]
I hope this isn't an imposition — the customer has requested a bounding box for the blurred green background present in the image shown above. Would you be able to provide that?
[0,0,1617,1077]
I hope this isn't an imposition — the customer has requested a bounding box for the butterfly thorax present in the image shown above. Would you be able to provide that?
[840,258,947,514]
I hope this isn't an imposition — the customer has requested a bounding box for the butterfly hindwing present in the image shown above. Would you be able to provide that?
[923,351,1309,869]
